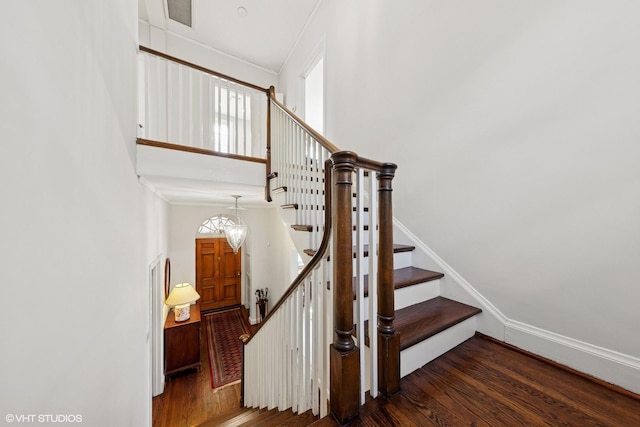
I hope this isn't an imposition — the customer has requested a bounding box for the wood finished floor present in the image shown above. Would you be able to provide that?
[153,331,640,426]
[152,307,252,427]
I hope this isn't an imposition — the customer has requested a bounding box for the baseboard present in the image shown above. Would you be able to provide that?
[393,218,506,339]
[505,319,640,395]
[392,217,640,396]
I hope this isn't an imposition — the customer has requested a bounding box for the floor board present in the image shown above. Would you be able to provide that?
[154,327,640,427]
[152,307,250,427]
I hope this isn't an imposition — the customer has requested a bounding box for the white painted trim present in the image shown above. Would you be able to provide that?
[393,218,507,329]
[393,217,640,394]
[138,176,170,203]
[279,0,324,75]
[149,255,165,397]
[137,24,280,76]
[506,320,640,395]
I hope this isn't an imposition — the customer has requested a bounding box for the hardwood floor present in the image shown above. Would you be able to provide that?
[152,307,252,427]
[154,330,640,426]
[341,334,640,427]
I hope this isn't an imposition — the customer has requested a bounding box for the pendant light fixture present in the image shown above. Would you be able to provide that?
[225,195,248,254]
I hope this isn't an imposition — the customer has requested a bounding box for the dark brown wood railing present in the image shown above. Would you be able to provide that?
[139,47,399,424]
[138,46,273,197]
[139,46,269,93]
[256,90,399,424]
[137,138,267,164]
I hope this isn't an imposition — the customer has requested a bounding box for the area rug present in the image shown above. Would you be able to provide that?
[203,307,252,390]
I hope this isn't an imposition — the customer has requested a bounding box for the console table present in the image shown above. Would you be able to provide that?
[164,303,201,377]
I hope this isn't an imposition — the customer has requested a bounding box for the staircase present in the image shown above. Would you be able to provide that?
[275,187,483,381]
[139,47,481,426]
[238,91,484,424]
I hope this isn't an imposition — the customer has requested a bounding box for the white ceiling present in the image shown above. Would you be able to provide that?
[140,0,321,73]
[140,176,268,207]
[138,0,320,204]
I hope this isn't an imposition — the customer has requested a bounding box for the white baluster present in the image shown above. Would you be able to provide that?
[368,170,379,399]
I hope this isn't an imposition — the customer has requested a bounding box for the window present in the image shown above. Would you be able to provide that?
[198,215,235,234]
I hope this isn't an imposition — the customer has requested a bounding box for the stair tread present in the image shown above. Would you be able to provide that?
[276,409,318,426]
[196,407,269,427]
[354,267,443,298]
[239,408,290,427]
[304,243,415,258]
[395,297,482,351]
[245,408,295,426]
[291,224,313,232]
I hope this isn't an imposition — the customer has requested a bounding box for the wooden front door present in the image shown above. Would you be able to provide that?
[196,238,242,311]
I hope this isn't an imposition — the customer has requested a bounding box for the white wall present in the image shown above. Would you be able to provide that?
[279,0,640,390]
[168,204,296,322]
[138,21,278,90]
[0,1,167,425]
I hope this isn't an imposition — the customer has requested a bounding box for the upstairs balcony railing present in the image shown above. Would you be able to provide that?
[137,46,269,161]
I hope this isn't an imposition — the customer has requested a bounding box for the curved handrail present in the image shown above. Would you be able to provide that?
[246,88,400,421]
[245,157,333,344]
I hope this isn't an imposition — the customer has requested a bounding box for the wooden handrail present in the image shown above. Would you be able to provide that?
[136,138,267,164]
[139,46,270,94]
[244,158,334,343]
[268,86,340,154]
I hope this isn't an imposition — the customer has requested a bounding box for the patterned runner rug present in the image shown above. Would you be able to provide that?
[203,307,252,390]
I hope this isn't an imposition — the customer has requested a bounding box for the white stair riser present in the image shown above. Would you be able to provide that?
[352,250,412,272]
[393,252,412,269]
[356,279,440,321]
[400,316,477,378]
[395,280,440,311]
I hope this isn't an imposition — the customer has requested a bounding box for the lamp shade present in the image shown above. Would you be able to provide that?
[166,283,200,306]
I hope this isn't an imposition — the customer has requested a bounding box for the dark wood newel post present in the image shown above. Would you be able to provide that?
[330,151,360,425]
[377,162,400,397]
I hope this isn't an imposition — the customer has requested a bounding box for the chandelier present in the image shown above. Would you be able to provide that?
[224,195,248,254]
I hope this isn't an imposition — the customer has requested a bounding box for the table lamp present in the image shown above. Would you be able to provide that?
[166,282,200,321]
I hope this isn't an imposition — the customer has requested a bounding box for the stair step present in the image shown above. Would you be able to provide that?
[395,297,481,351]
[237,408,284,427]
[272,186,287,194]
[281,203,298,210]
[356,266,443,297]
[197,407,318,427]
[287,410,320,426]
[291,224,313,232]
[196,407,271,427]
[304,243,415,258]
[245,408,296,426]
[292,224,371,232]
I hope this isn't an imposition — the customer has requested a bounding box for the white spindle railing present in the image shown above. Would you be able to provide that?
[244,96,386,417]
[136,48,395,420]
[270,103,330,248]
[138,49,268,158]
[243,256,332,417]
